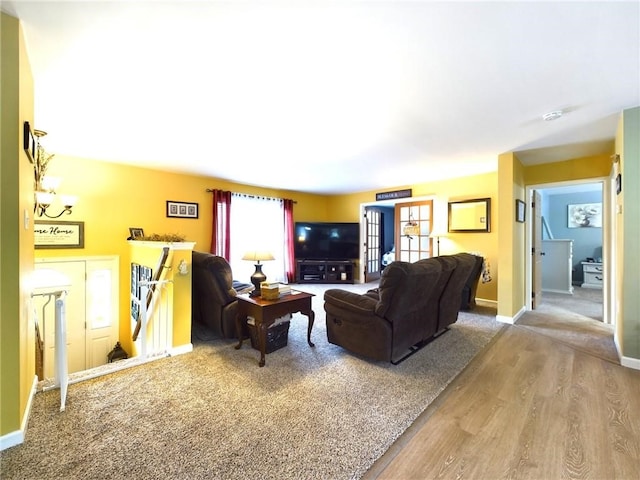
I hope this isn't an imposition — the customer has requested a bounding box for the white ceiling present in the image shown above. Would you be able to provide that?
[4,1,639,194]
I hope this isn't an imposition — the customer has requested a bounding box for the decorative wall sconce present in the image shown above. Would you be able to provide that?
[25,123,78,218]
[177,259,189,276]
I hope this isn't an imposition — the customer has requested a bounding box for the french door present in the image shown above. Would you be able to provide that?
[394,200,434,262]
[364,207,383,283]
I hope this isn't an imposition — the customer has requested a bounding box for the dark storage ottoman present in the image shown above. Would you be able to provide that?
[248,321,290,353]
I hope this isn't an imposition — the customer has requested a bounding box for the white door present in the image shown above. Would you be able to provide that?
[85,258,119,369]
[532,191,543,309]
[35,261,86,379]
[35,257,119,379]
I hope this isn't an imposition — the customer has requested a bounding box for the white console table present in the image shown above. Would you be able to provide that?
[581,262,603,289]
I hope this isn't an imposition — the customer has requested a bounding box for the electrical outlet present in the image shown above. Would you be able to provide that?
[24,209,30,229]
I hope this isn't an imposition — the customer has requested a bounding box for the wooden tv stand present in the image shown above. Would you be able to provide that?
[296,259,355,284]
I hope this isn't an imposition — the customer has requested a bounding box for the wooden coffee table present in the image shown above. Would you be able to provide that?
[235,290,315,367]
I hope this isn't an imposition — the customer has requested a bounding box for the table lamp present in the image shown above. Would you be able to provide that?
[242,250,275,297]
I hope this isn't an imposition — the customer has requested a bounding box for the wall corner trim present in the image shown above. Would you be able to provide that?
[496,306,527,325]
[0,375,38,451]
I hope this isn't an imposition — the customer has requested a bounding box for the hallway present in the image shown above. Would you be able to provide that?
[518,286,616,363]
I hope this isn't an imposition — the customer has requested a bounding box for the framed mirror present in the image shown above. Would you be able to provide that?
[448,198,491,233]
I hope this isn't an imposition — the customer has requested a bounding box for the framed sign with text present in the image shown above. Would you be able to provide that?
[375,189,412,201]
[34,221,85,249]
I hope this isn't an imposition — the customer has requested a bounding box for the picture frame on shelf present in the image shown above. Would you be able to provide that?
[516,199,526,223]
[129,227,144,239]
[166,200,199,219]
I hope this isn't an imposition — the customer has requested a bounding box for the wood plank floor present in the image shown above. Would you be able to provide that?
[363,324,640,480]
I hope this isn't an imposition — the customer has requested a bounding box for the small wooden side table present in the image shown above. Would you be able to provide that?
[235,290,315,367]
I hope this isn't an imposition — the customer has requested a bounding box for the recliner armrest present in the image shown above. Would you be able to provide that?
[324,289,377,315]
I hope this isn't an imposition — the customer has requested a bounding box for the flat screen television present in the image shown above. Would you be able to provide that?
[294,222,360,260]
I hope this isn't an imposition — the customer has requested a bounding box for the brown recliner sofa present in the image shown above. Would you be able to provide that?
[324,253,477,364]
[191,251,251,340]
[324,259,443,364]
[432,253,476,331]
[460,254,484,310]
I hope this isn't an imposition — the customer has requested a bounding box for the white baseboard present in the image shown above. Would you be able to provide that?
[170,343,193,356]
[0,375,38,451]
[475,298,497,308]
[620,355,640,371]
[496,305,527,325]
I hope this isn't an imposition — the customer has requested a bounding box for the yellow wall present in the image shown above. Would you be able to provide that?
[34,155,331,351]
[36,155,503,354]
[524,154,612,184]
[326,173,499,303]
[497,152,525,319]
[1,12,36,441]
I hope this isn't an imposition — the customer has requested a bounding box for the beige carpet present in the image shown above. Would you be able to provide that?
[0,283,502,480]
[517,286,617,364]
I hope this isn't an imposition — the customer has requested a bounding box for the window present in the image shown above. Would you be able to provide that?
[229,195,286,284]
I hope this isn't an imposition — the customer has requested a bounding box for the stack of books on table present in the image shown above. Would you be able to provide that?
[279,284,292,296]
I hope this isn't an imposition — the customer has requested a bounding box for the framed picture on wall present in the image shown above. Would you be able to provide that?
[34,221,84,249]
[516,199,526,223]
[568,203,602,228]
[166,200,199,219]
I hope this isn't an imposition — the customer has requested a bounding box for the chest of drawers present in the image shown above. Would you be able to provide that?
[581,262,603,289]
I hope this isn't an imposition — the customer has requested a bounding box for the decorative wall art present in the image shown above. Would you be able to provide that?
[23,121,36,163]
[448,198,491,233]
[166,201,199,219]
[516,199,526,223]
[34,220,84,249]
[568,203,602,228]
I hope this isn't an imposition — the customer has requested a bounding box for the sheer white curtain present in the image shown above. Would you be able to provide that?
[229,194,286,284]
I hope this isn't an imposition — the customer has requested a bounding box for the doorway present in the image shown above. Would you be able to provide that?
[34,257,119,380]
[526,179,607,324]
[359,196,436,282]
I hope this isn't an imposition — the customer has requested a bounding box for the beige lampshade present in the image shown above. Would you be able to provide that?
[242,251,275,262]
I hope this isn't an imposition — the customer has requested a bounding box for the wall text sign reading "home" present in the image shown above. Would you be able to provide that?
[375,189,412,201]
[34,221,85,249]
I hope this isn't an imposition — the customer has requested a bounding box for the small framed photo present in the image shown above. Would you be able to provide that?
[24,121,36,164]
[129,227,144,239]
[516,199,526,223]
[166,200,199,219]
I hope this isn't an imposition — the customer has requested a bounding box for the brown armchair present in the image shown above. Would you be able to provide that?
[324,259,442,364]
[191,251,251,340]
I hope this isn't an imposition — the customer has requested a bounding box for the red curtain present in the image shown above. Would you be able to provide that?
[210,189,231,260]
[283,199,295,282]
